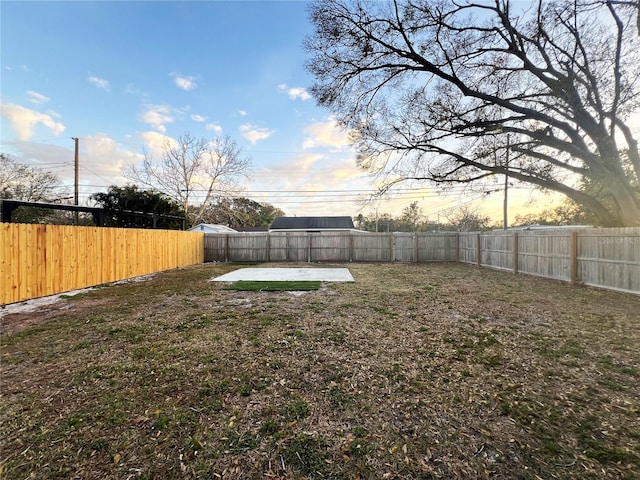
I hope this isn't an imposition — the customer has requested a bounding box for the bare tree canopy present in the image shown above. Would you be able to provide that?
[125,133,251,225]
[445,204,492,232]
[306,0,640,226]
[199,197,285,228]
[0,153,62,201]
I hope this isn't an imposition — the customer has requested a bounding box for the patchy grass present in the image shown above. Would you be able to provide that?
[1,262,639,479]
[224,280,321,291]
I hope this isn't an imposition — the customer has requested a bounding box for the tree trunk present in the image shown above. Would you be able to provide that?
[610,180,640,226]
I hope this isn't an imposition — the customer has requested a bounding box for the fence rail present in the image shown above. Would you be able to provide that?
[1,223,204,305]
[205,229,640,295]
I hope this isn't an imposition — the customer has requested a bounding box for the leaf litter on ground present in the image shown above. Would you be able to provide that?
[1,262,639,479]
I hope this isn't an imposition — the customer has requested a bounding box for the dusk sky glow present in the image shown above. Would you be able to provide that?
[1,0,555,222]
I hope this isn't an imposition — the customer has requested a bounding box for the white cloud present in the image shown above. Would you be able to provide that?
[302,119,351,150]
[140,104,174,133]
[238,110,247,117]
[288,87,311,101]
[0,103,65,141]
[191,114,207,122]
[171,73,197,91]
[240,123,274,144]
[278,83,311,101]
[138,131,178,157]
[87,75,110,90]
[5,64,30,72]
[82,133,144,182]
[206,123,223,134]
[26,90,50,105]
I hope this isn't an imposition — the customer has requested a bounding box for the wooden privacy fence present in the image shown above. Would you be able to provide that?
[1,223,204,305]
[3,226,637,304]
[458,227,640,295]
[205,228,640,295]
[204,232,459,264]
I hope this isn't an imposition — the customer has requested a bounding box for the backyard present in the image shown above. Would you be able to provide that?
[1,262,639,479]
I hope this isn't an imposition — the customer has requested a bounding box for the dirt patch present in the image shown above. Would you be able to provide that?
[1,262,639,479]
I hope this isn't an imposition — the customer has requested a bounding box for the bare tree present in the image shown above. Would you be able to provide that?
[445,204,492,232]
[306,0,640,226]
[401,201,424,231]
[125,133,251,225]
[0,153,61,201]
[198,197,285,228]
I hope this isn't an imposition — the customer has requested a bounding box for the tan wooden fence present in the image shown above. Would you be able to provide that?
[205,229,640,295]
[1,223,204,305]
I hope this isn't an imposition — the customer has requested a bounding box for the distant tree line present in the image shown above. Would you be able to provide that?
[354,198,592,233]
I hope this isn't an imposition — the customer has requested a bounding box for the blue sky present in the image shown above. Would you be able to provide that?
[1,0,550,222]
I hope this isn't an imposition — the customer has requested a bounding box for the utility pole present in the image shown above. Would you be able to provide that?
[503,134,510,231]
[72,137,79,225]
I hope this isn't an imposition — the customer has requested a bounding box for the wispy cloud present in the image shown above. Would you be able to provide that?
[238,110,247,117]
[5,64,30,72]
[264,153,324,181]
[140,104,174,133]
[302,119,351,150]
[26,90,50,105]
[240,123,274,144]
[206,123,223,134]
[87,75,110,91]
[278,83,311,101]
[191,114,207,122]
[125,84,141,95]
[171,73,197,91]
[0,103,65,141]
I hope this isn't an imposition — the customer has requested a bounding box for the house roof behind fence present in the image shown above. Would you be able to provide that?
[270,216,355,230]
[188,223,238,233]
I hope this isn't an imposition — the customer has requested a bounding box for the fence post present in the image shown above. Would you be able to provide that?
[414,232,419,263]
[476,233,481,267]
[349,232,354,262]
[513,231,519,274]
[390,233,395,262]
[570,231,578,285]
[307,233,312,263]
[455,233,460,263]
[225,234,229,263]
[265,233,270,263]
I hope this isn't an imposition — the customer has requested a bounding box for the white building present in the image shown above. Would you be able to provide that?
[188,224,238,234]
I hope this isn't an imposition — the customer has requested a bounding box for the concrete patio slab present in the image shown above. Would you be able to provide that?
[211,267,354,283]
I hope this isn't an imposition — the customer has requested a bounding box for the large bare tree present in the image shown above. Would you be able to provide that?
[125,133,251,225]
[0,153,61,201]
[306,0,640,226]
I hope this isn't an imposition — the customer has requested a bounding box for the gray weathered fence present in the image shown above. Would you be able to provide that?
[458,228,640,295]
[205,232,460,264]
[204,228,640,295]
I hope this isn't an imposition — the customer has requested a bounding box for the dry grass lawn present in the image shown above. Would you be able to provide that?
[1,262,639,479]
